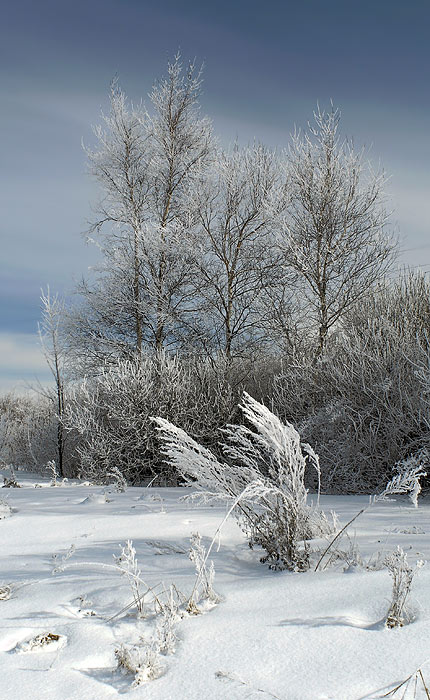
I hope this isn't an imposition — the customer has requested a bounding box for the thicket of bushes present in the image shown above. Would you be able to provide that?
[272,274,430,490]
[1,272,429,492]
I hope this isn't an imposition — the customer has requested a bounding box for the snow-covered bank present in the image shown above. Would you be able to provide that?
[1,474,429,699]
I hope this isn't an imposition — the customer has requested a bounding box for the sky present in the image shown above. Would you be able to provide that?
[1,0,429,391]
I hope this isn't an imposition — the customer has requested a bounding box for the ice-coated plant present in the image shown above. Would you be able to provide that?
[148,492,166,513]
[0,499,12,520]
[215,670,282,699]
[115,585,183,685]
[51,544,76,574]
[384,547,424,629]
[155,585,180,654]
[382,664,430,698]
[187,532,219,612]
[392,449,428,507]
[115,642,163,685]
[154,392,332,571]
[114,540,146,616]
[46,459,58,486]
[107,465,127,492]
[2,465,20,488]
[0,585,12,601]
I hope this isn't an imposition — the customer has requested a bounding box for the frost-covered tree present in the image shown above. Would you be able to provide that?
[185,145,287,360]
[38,288,67,477]
[84,80,150,358]
[155,392,332,570]
[280,105,396,357]
[67,55,212,370]
[144,55,212,351]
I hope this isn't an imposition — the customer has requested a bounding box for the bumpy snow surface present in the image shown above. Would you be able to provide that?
[1,472,430,699]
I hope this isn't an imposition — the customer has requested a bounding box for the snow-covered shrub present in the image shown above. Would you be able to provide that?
[63,352,241,484]
[377,465,427,505]
[155,392,332,570]
[272,272,430,492]
[0,394,57,472]
[387,452,428,507]
[384,547,424,628]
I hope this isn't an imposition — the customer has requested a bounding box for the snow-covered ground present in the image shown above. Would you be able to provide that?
[1,471,430,700]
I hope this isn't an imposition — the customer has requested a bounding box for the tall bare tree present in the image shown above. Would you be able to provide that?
[39,288,66,477]
[85,81,149,357]
[187,144,286,361]
[280,105,396,357]
[76,55,212,368]
[146,55,212,350]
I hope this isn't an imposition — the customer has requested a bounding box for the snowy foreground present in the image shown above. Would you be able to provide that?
[1,473,430,700]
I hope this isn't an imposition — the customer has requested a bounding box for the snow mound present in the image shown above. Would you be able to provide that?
[79,493,109,505]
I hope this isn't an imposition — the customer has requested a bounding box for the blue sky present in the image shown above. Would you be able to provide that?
[1,0,429,390]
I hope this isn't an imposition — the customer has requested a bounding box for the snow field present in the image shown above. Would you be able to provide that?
[1,475,430,699]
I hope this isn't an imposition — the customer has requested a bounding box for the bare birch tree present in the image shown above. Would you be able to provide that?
[85,81,149,358]
[73,55,212,367]
[146,55,212,350]
[39,288,67,477]
[186,144,286,361]
[280,105,396,357]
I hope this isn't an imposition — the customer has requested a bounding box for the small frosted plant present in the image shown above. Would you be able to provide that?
[0,499,12,520]
[114,540,146,617]
[155,586,180,654]
[149,493,166,513]
[115,642,162,686]
[384,546,424,628]
[18,632,65,653]
[0,585,12,600]
[46,460,58,486]
[2,466,20,488]
[107,466,127,492]
[187,532,219,613]
[393,449,428,508]
[215,670,282,699]
[326,532,364,572]
[51,544,76,574]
